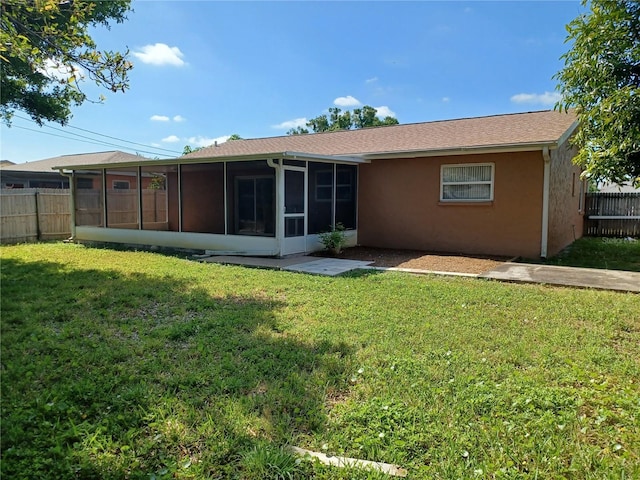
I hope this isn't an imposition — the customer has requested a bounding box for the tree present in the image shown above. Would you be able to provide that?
[287,105,399,135]
[182,134,241,155]
[1,0,133,126]
[555,0,640,186]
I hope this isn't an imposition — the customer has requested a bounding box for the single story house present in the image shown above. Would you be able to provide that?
[1,151,143,189]
[54,110,583,259]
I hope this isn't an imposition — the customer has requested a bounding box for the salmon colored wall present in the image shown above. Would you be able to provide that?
[181,165,225,234]
[547,139,583,257]
[357,152,545,258]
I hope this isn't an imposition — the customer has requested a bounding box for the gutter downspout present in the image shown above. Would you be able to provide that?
[58,170,76,241]
[540,146,551,258]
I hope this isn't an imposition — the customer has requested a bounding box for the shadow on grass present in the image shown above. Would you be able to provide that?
[1,258,354,479]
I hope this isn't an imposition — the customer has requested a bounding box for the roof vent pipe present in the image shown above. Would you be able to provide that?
[214,141,218,147]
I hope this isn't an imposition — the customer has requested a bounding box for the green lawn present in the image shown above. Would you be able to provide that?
[1,243,639,479]
[525,237,640,272]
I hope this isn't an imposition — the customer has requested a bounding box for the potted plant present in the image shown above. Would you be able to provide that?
[318,223,347,255]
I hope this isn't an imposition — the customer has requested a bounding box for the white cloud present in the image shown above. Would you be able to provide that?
[510,91,561,106]
[132,43,186,67]
[173,115,186,122]
[442,97,450,103]
[271,118,308,130]
[150,115,170,122]
[365,77,378,84]
[39,58,84,82]
[187,135,230,148]
[334,95,361,107]
[161,135,181,143]
[374,106,396,118]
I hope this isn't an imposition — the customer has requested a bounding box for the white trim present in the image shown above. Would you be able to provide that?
[54,151,368,171]
[540,147,551,258]
[112,180,130,190]
[363,142,559,160]
[75,226,279,255]
[282,165,308,255]
[439,162,495,202]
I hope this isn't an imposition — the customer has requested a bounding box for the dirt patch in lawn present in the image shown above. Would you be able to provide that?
[314,246,512,275]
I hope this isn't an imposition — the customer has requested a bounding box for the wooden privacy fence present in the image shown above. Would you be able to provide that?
[584,192,640,237]
[1,188,71,244]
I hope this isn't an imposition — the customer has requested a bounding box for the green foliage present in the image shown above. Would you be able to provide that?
[527,236,640,271]
[241,444,302,479]
[182,134,241,155]
[181,144,203,155]
[288,106,399,135]
[555,0,640,186]
[1,243,639,478]
[0,0,133,126]
[318,223,347,254]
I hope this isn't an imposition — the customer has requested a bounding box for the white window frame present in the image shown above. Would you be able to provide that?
[314,169,333,202]
[440,163,495,202]
[112,180,130,190]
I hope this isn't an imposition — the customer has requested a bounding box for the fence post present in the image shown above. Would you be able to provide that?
[34,191,41,241]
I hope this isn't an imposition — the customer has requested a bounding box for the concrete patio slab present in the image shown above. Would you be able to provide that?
[283,258,372,276]
[200,255,372,276]
[480,262,640,293]
[201,255,313,269]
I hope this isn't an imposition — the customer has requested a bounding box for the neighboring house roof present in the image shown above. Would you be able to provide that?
[184,109,578,161]
[599,182,640,193]
[2,151,144,172]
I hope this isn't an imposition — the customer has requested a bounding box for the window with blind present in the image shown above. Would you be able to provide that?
[440,163,494,202]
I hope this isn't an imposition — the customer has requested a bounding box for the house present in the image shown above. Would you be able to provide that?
[1,151,144,189]
[53,110,582,259]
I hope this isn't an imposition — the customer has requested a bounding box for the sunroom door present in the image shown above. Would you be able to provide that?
[282,167,307,255]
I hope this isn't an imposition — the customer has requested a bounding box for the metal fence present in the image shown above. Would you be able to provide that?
[0,188,71,244]
[584,192,640,237]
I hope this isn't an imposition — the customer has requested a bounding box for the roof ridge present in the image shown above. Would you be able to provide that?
[224,109,559,144]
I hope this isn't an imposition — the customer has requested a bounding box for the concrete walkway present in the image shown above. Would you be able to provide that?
[200,255,639,292]
[479,262,640,293]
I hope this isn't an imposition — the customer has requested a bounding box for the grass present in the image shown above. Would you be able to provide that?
[523,237,640,271]
[1,242,639,479]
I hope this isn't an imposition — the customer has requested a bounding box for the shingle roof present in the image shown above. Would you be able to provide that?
[1,151,143,172]
[184,110,577,160]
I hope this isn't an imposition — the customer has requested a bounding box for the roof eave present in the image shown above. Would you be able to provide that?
[52,151,368,171]
[361,141,564,160]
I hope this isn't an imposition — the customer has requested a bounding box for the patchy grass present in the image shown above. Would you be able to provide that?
[526,237,640,271]
[1,243,639,479]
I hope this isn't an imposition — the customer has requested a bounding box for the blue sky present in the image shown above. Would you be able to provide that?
[1,0,586,164]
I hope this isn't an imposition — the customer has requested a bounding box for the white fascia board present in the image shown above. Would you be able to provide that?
[281,151,369,164]
[53,151,369,171]
[361,142,560,160]
[557,120,579,148]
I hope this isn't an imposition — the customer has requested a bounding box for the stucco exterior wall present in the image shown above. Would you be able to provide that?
[547,138,583,257]
[357,152,545,258]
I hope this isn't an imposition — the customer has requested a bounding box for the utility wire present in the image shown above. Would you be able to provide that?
[12,125,176,158]
[13,114,182,155]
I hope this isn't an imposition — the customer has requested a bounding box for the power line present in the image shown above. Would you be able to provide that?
[13,114,182,155]
[11,125,176,158]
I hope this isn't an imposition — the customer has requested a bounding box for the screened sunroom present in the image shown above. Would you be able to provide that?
[60,154,364,256]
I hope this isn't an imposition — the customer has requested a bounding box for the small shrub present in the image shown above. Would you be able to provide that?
[241,444,301,479]
[318,223,346,255]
